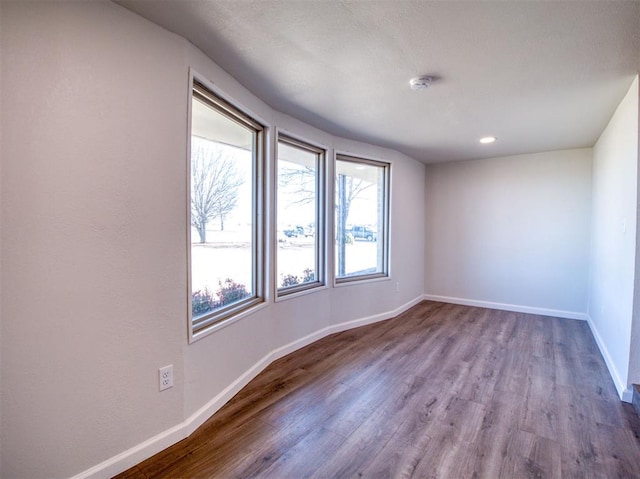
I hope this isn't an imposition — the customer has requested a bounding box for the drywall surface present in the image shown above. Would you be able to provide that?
[632,84,640,388]
[589,76,639,396]
[0,2,426,477]
[425,149,592,316]
[0,2,188,477]
[0,2,3,474]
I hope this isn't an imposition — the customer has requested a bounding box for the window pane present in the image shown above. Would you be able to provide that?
[277,139,323,292]
[335,157,389,280]
[190,88,261,327]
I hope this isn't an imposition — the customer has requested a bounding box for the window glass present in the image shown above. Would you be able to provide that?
[335,156,389,281]
[277,137,324,294]
[190,82,263,332]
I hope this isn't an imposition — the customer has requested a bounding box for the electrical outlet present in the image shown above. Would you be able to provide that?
[159,365,173,391]
[395,281,400,293]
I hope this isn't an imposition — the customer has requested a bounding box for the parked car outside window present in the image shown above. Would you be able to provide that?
[348,225,377,242]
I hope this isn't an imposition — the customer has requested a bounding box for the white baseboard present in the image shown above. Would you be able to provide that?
[585,314,631,403]
[72,295,425,479]
[422,294,588,321]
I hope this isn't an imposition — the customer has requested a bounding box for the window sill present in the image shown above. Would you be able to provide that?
[334,274,390,288]
[275,283,329,303]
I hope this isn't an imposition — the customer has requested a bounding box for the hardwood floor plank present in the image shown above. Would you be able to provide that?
[520,373,559,441]
[310,402,406,478]
[592,420,640,478]
[410,434,473,479]
[257,426,346,478]
[438,396,486,444]
[112,466,147,479]
[114,302,640,479]
[358,442,429,479]
[557,384,603,478]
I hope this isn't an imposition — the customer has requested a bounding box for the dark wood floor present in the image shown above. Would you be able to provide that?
[115,301,640,478]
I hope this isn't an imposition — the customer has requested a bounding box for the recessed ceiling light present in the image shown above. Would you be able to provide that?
[479,136,497,144]
[409,76,433,91]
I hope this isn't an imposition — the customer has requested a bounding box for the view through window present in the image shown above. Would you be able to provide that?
[335,156,389,281]
[190,82,264,331]
[277,137,325,294]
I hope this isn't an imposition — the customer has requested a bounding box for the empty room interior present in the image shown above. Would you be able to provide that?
[2,1,640,478]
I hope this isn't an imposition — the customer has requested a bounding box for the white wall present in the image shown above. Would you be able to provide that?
[424,149,593,318]
[0,1,3,473]
[1,2,188,477]
[588,76,639,399]
[632,84,640,387]
[0,2,426,478]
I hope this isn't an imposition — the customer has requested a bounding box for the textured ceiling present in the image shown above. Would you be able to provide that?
[116,0,640,164]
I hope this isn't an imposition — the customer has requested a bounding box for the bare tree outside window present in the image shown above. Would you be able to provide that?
[190,82,263,331]
[277,154,380,279]
[276,138,325,292]
[335,157,390,281]
[191,136,244,243]
[336,174,373,276]
[278,164,316,205]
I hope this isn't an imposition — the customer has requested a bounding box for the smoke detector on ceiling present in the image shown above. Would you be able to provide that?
[409,76,434,91]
